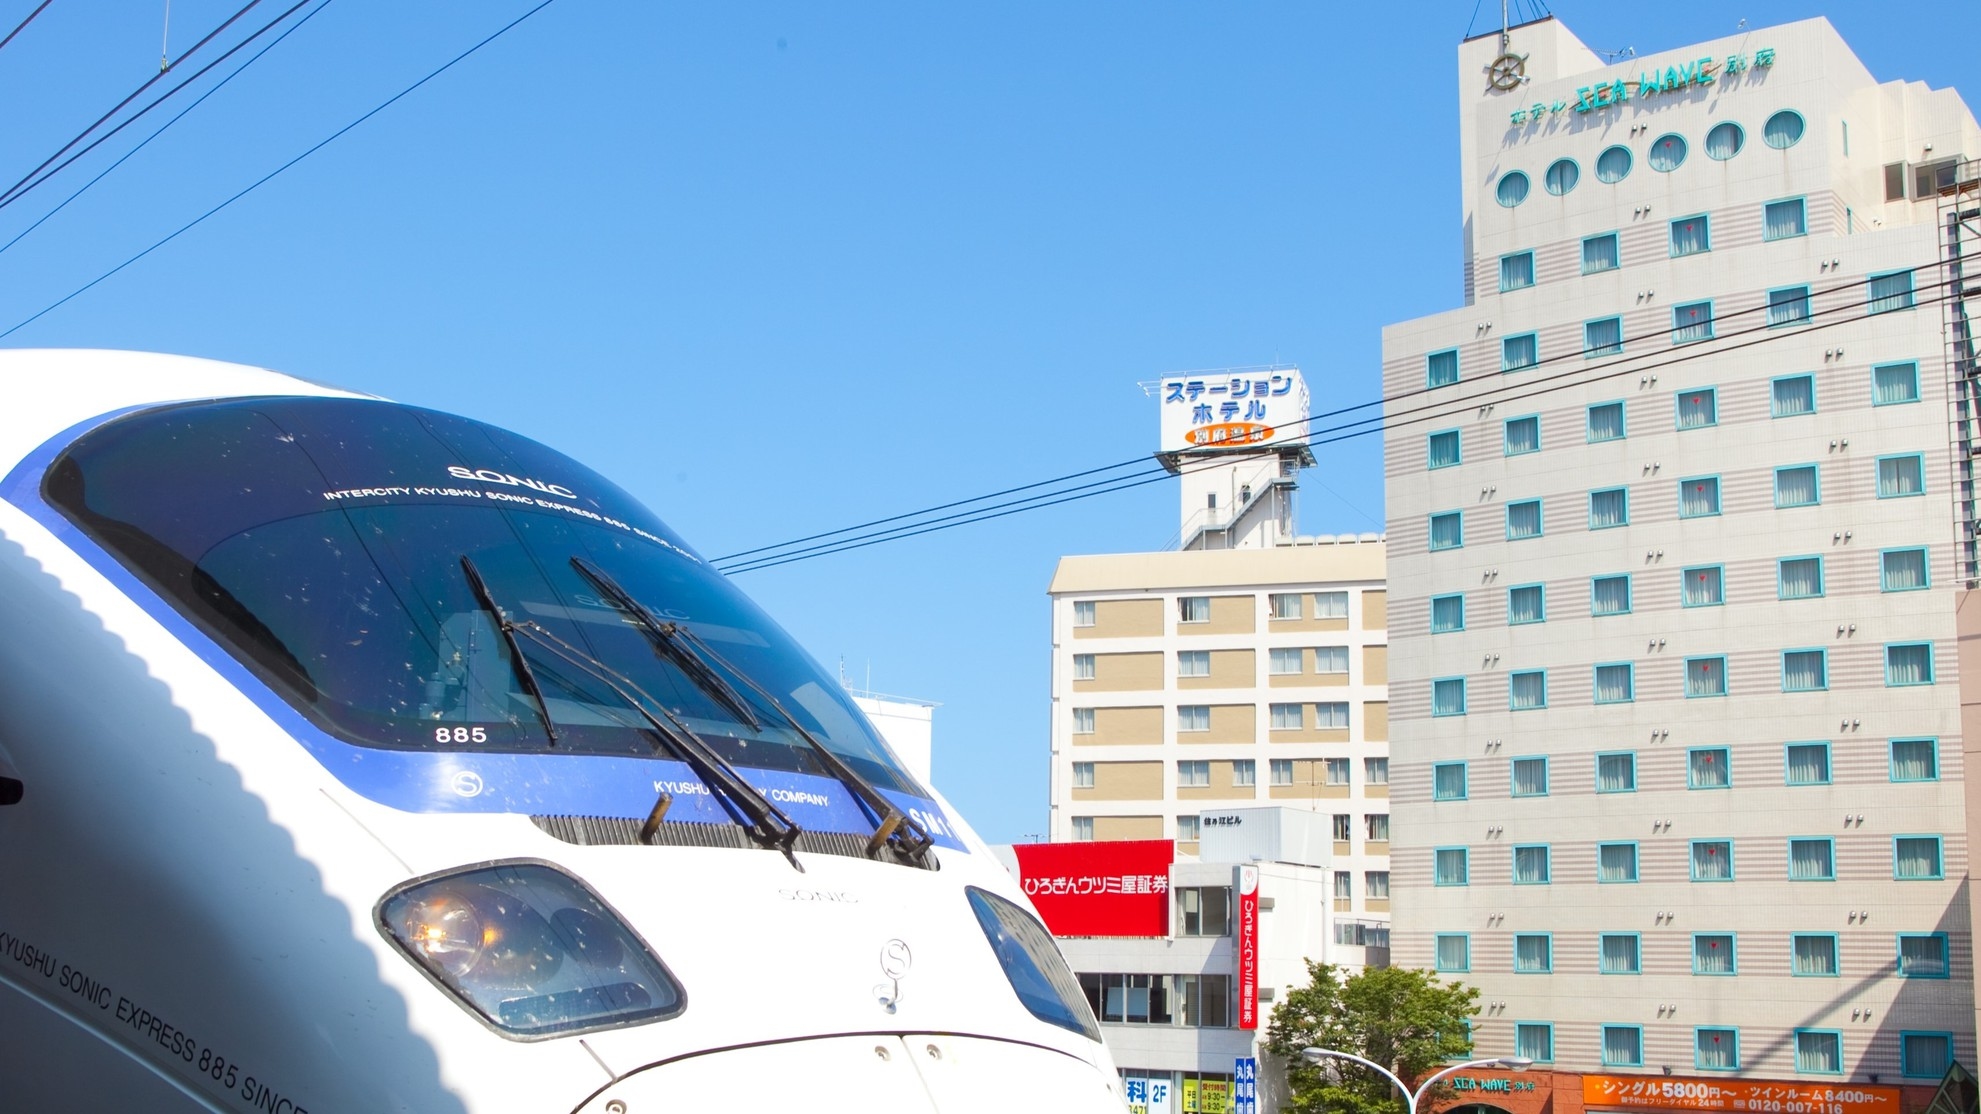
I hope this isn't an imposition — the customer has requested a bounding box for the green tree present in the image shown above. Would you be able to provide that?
[1263,961,1480,1114]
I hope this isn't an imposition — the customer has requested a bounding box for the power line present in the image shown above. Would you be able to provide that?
[0,0,564,341]
[0,1,55,58]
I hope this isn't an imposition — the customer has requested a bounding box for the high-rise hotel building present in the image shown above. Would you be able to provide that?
[1384,14,1981,1098]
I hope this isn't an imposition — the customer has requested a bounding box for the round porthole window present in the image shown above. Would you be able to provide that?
[1545,159,1579,196]
[1706,121,1743,160]
[1497,171,1530,207]
[1765,110,1805,149]
[1648,133,1687,172]
[1595,145,1631,183]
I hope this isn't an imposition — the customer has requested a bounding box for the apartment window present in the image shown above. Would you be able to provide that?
[1772,374,1816,417]
[1903,1034,1953,1079]
[1604,1025,1644,1066]
[1892,739,1939,782]
[1697,1029,1740,1071]
[1269,647,1302,675]
[1768,285,1812,326]
[1680,475,1721,517]
[1073,707,1095,734]
[1598,752,1636,793]
[1072,653,1095,680]
[1365,814,1390,842]
[1886,161,1908,200]
[1899,935,1950,978]
[1689,747,1731,789]
[1589,487,1629,529]
[1796,1032,1842,1075]
[1686,656,1727,697]
[1786,742,1831,786]
[1502,333,1538,372]
[1432,678,1467,717]
[1432,762,1468,801]
[1072,600,1095,627]
[1314,702,1349,729]
[1507,584,1545,625]
[1588,400,1626,442]
[1789,838,1836,881]
[1793,934,1839,976]
[1875,361,1921,405]
[1694,934,1737,974]
[1595,663,1634,704]
[1512,844,1550,884]
[1895,836,1944,880]
[1585,316,1623,357]
[1178,596,1210,623]
[1178,650,1210,677]
[1584,230,1621,271]
[1430,594,1465,633]
[1500,251,1536,291]
[1072,762,1095,789]
[1175,886,1230,936]
[1883,548,1930,591]
[1331,814,1352,841]
[1673,302,1715,346]
[1365,871,1390,900]
[1231,760,1255,787]
[1598,843,1638,883]
[1510,757,1549,797]
[1506,499,1543,540]
[1435,934,1470,972]
[1676,387,1717,428]
[1429,511,1463,551]
[1177,705,1210,732]
[1691,840,1734,882]
[1515,1023,1554,1064]
[1270,759,1295,787]
[1887,642,1935,686]
[1176,815,1200,842]
[1513,934,1552,973]
[1601,936,1642,975]
[1324,758,1350,785]
[1269,703,1302,730]
[1592,575,1632,617]
[1427,349,1459,387]
[1509,670,1546,710]
[1504,415,1540,455]
[1314,591,1348,618]
[1671,215,1711,256]
[1545,158,1578,195]
[1364,757,1387,785]
[1682,565,1724,607]
[1269,592,1302,620]
[1869,270,1915,314]
[1434,847,1469,886]
[1776,465,1820,508]
[1765,197,1808,240]
[1596,145,1632,183]
[1314,647,1349,674]
[1428,429,1461,469]
[1706,121,1743,159]
[1780,556,1824,600]
[1178,760,1210,788]
[1496,172,1529,207]
[1783,650,1828,692]
[1917,157,1961,196]
[1764,110,1805,148]
[1878,454,1925,499]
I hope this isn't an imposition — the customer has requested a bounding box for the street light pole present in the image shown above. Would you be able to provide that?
[1298,1048,1534,1114]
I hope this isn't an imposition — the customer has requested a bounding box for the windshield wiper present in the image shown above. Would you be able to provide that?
[459,556,560,746]
[571,557,933,866]
[572,556,764,732]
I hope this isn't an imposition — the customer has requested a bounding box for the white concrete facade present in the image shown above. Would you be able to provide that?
[1383,15,1979,1085]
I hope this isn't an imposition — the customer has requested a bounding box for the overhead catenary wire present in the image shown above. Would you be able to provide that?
[719,263,1959,575]
[0,0,565,342]
[0,1,55,59]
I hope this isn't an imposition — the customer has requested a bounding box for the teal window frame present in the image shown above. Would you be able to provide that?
[1690,839,1735,882]
[1681,564,1724,608]
[1509,755,1549,798]
[1506,583,1546,625]
[1599,935,1642,974]
[1499,250,1536,292]
[1675,386,1718,428]
[1501,332,1539,372]
[1512,933,1552,974]
[1591,574,1632,616]
[1582,230,1621,272]
[1597,842,1639,883]
[1868,269,1915,314]
[1886,641,1936,686]
[1672,300,1715,343]
[1778,555,1825,600]
[1678,474,1721,518]
[1514,1022,1554,1064]
[1503,414,1541,456]
[1427,429,1461,470]
[1771,372,1817,417]
[1784,742,1832,786]
[1782,648,1829,692]
[1686,656,1728,697]
[1873,361,1921,406]
[1584,316,1624,357]
[1877,453,1926,499]
[1891,738,1940,783]
[1508,669,1547,711]
[1431,761,1468,801]
[1428,510,1463,551]
[1595,751,1636,793]
[1602,1024,1645,1066]
[1670,213,1712,257]
[1794,1030,1844,1075]
[1430,593,1465,633]
[1764,196,1808,240]
[1901,1033,1954,1079]
[1775,464,1821,508]
[1593,661,1634,704]
[1511,843,1550,885]
[1692,933,1738,975]
[1894,835,1945,881]
[1768,285,1812,327]
[1791,933,1840,977]
[1433,846,1469,886]
[1587,400,1627,442]
[1427,349,1460,387]
[1588,486,1629,529]
[1788,837,1836,881]
[1431,677,1467,717]
[1505,499,1543,540]
[1881,547,1931,592]
[1897,934,1951,979]
[1688,747,1731,789]
[1434,933,1471,973]
[1695,1028,1741,1072]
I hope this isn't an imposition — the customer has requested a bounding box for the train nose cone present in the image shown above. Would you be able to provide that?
[570,1033,1121,1114]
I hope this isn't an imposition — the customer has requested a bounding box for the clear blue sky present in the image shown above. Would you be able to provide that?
[2,1,1969,842]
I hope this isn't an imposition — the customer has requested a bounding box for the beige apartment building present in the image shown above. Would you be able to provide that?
[1046,539,1393,932]
[1383,13,1979,1098]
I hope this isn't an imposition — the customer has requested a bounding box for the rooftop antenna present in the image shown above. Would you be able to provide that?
[1500,0,1509,49]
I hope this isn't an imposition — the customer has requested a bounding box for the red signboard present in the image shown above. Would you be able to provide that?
[1236,864,1260,1029]
[1011,839,1174,936]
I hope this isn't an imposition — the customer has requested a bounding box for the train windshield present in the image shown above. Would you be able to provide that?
[43,396,924,796]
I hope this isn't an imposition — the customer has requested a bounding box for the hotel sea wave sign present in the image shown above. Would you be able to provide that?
[1499,47,1775,126]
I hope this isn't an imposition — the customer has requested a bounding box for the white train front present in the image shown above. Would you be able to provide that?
[0,350,1122,1113]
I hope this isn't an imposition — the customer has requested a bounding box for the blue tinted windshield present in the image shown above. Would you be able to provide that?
[45,396,921,795]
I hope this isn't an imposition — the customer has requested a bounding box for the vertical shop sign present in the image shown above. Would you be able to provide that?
[1236,865,1260,1029]
[1233,1058,1258,1114]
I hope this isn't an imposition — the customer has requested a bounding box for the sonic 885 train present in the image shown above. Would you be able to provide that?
[0,350,1120,1113]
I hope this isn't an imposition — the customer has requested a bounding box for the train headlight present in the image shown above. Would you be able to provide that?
[378,862,684,1039]
[965,887,1101,1042]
